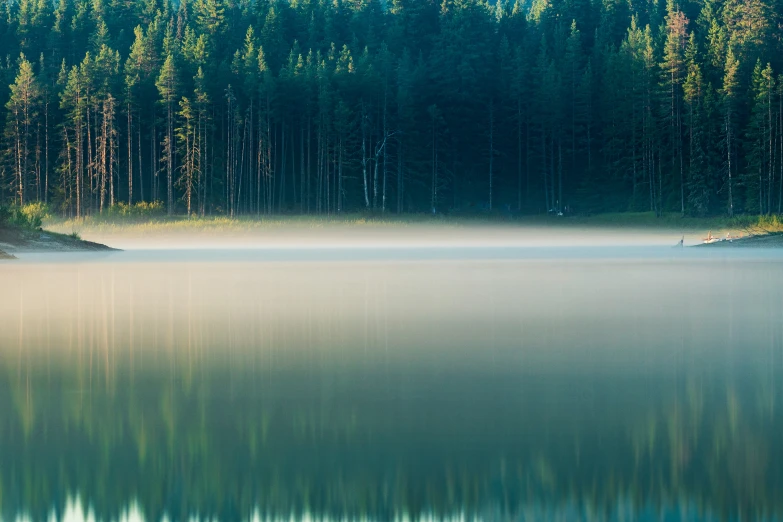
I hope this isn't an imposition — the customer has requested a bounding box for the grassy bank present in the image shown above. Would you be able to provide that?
[43,209,783,235]
[1,203,114,253]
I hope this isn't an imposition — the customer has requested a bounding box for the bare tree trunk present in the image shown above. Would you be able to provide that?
[290,124,295,211]
[397,142,403,214]
[338,136,343,213]
[768,85,773,215]
[517,97,523,210]
[76,102,82,217]
[679,101,684,216]
[21,93,28,205]
[35,122,41,202]
[248,101,254,214]
[431,113,437,213]
[374,147,382,212]
[257,120,263,216]
[488,97,494,211]
[542,130,548,212]
[138,111,144,203]
[87,104,94,213]
[64,128,73,216]
[109,95,116,208]
[325,132,330,214]
[382,96,388,213]
[45,97,49,204]
[526,106,531,208]
[238,114,247,214]
[151,113,157,203]
[100,100,108,212]
[300,125,305,212]
[361,104,370,209]
[280,120,286,212]
[316,124,322,214]
[127,101,132,205]
[558,139,562,212]
[727,112,733,217]
[779,92,782,213]
[167,100,173,215]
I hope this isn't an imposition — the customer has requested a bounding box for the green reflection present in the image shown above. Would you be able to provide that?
[0,258,781,521]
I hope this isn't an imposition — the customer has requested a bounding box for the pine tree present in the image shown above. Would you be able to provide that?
[745,60,775,214]
[659,0,688,215]
[176,95,196,215]
[156,53,178,215]
[721,47,739,216]
[0,0,782,217]
[192,67,209,216]
[683,33,709,215]
[564,20,584,197]
[5,56,41,205]
[59,62,86,217]
[94,44,120,211]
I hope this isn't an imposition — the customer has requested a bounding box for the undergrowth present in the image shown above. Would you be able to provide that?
[0,202,50,230]
[41,206,783,236]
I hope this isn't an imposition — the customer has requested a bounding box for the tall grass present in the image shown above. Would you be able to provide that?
[728,214,783,234]
[42,206,783,236]
[45,204,487,235]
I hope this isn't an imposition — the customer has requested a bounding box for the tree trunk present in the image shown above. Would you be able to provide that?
[362,105,370,209]
[727,112,733,217]
[128,99,133,205]
[397,142,404,214]
[488,97,494,212]
[45,97,49,204]
[517,97,523,210]
[337,136,343,213]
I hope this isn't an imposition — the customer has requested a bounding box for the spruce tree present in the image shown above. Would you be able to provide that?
[156,53,178,215]
[4,56,41,205]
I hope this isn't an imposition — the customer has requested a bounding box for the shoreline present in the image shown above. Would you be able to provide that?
[694,232,783,248]
[0,225,117,256]
[0,212,777,252]
[40,212,783,250]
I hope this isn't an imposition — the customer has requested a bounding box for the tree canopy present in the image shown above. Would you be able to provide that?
[1,0,782,217]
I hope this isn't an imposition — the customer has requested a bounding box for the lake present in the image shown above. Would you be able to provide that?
[1,245,782,521]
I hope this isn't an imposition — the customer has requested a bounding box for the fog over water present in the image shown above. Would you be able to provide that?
[1,227,782,521]
[60,223,710,250]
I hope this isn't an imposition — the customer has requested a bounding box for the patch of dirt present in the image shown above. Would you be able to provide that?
[0,225,116,253]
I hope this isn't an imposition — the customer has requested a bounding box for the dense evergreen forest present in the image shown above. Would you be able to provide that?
[0,0,782,217]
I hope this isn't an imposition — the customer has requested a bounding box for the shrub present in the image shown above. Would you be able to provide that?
[18,202,50,228]
[105,201,166,219]
[0,202,50,229]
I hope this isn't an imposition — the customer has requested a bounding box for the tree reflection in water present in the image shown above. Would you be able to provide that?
[0,257,781,521]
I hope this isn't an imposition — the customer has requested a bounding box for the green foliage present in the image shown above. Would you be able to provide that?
[105,201,166,219]
[728,213,783,233]
[0,0,783,217]
[0,202,50,229]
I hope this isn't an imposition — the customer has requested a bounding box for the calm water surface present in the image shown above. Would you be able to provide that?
[0,247,782,521]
